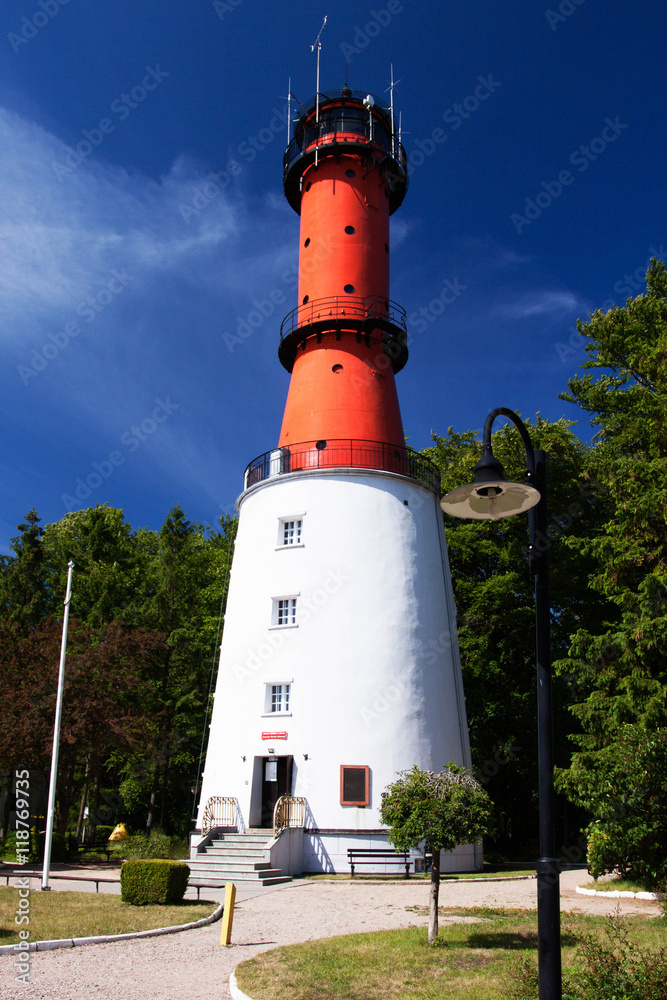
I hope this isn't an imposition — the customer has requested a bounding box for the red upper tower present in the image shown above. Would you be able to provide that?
[275,86,410,475]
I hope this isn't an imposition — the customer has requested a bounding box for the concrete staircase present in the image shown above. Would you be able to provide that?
[188,830,291,886]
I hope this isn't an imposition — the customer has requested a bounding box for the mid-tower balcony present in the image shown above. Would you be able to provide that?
[243,439,441,494]
[278,294,409,374]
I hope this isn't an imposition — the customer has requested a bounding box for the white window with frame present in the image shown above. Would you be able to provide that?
[263,682,292,716]
[277,515,304,549]
[272,596,298,627]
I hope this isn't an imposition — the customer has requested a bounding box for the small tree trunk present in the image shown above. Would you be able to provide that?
[428,848,441,945]
[75,760,90,840]
[1,771,14,840]
[146,767,159,835]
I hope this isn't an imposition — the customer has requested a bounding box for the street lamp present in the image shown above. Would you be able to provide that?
[440,406,562,1000]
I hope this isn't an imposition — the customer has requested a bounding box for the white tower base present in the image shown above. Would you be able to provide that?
[198,467,475,873]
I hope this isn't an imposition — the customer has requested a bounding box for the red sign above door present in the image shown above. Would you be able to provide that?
[261,731,287,740]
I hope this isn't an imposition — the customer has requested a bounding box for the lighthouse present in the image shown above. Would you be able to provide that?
[195,84,474,875]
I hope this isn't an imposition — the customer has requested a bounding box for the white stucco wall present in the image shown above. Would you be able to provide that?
[198,467,473,870]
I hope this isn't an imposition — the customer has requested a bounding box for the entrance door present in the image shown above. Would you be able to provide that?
[260,756,293,827]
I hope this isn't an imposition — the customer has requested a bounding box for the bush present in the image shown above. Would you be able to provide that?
[505,911,667,999]
[120,830,171,860]
[1,830,37,862]
[36,832,70,863]
[120,859,190,905]
[94,825,115,842]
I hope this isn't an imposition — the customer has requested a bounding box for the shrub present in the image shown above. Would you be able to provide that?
[94,825,115,841]
[120,859,190,905]
[505,911,667,999]
[36,832,69,863]
[120,830,171,860]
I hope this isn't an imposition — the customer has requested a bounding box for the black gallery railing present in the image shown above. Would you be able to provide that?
[243,440,441,494]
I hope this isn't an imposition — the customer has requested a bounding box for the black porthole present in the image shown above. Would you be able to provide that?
[344,284,355,294]
[385,300,390,310]
[316,440,327,450]
[332,364,343,373]
[304,237,311,247]
[345,169,355,178]
[306,181,312,191]
[302,295,309,304]
[345,225,355,235]
[385,243,389,253]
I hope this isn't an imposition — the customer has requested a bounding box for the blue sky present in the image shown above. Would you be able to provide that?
[1,0,664,549]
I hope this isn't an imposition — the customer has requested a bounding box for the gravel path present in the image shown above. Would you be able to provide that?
[1,869,661,1000]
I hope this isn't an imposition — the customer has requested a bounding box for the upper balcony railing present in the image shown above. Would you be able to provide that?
[278,295,408,374]
[243,439,441,494]
[283,92,408,213]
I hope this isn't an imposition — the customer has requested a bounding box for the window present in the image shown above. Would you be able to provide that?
[340,766,370,806]
[277,516,304,548]
[273,597,297,626]
[282,519,302,546]
[270,683,290,713]
[263,681,293,716]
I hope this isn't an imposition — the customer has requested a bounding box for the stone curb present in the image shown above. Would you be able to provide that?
[0,901,224,955]
[230,972,255,1000]
[575,885,659,900]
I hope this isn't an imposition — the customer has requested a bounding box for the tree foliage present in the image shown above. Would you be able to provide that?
[425,418,609,854]
[380,763,493,943]
[0,502,236,839]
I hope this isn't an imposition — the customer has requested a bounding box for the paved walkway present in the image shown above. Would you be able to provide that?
[0,866,661,1000]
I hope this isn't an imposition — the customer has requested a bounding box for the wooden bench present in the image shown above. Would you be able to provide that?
[347,848,411,878]
[77,841,113,862]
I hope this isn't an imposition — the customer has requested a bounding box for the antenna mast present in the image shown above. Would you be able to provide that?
[386,64,401,158]
[311,14,327,166]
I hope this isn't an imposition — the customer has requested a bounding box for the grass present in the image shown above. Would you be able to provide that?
[0,887,217,946]
[303,868,535,882]
[234,907,667,1000]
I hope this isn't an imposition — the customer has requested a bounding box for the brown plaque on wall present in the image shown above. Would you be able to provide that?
[340,765,369,806]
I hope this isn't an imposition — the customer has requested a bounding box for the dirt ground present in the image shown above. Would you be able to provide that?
[0,867,661,1000]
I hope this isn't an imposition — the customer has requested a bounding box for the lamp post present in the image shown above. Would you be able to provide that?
[440,407,562,1000]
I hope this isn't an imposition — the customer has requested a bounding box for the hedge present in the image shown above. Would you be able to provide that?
[120,859,190,905]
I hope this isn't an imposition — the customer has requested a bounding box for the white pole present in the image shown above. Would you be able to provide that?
[41,560,74,891]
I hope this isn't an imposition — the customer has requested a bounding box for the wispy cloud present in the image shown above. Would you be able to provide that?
[495,290,584,320]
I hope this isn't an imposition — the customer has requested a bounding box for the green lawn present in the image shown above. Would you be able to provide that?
[0,887,217,946]
[234,907,667,1000]
[303,868,535,882]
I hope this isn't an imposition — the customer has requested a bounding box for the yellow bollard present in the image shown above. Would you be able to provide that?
[220,881,236,946]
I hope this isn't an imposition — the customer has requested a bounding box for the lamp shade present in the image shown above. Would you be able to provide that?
[440,480,540,520]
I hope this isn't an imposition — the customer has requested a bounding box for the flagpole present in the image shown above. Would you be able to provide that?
[41,560,74,891]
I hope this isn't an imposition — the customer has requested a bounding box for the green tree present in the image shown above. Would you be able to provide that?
[556,259,667,746]
[379,763,493,944]
[0,509,51,629]
[556,724,667,887]
[425,418,609,856]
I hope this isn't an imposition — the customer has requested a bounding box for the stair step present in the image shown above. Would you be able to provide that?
[189,875,291,886]
[188,868,287,881]
[189,862,273,874]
